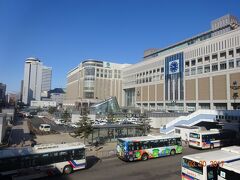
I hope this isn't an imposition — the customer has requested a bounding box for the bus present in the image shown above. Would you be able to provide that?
[116,134,182,162]
[181,146,240,180]
[218,160,240,180]
[189,129,236,149]
[0,142,86,178]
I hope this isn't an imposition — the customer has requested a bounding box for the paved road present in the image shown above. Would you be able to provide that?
[30,117,74,133]
[49,147,212,180]
[9,117,32,146]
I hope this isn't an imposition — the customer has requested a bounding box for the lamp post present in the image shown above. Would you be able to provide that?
[230,81,240,110]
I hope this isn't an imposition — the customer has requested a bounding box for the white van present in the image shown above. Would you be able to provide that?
[39,124,51,132]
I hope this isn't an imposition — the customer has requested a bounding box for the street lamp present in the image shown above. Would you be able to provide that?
[230,80,240,109]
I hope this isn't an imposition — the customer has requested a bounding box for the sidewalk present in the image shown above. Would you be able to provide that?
[86,142,117,159]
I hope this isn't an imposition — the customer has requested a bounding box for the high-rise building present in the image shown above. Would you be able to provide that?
[64,59,130,108]
[41,66,52,92]
[22,58,42,105]
[0,83,6,107]
[20,80,23,102]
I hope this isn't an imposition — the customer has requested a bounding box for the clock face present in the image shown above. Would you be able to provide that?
[170,61,178,73]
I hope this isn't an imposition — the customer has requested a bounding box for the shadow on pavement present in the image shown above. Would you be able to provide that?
[86,155,101,169]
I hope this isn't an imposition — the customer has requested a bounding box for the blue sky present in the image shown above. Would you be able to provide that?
[0,0,240,92]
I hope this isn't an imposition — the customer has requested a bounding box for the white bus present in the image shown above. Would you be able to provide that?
[181,146,240,180]
[189,129,236,149]
[0,142,86,178]
[218,160,240,180]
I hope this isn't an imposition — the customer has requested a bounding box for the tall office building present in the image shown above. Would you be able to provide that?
[0,83,6,106]
[123,14,240,112]
[22,57,52,105]
[22,58,43,105]
[64,59,130,108]
[41,66,52,92]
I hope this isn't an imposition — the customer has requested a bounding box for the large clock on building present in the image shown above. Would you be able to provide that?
[169,59,179,74]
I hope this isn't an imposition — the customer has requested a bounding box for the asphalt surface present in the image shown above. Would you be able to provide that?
[48,147,212,180]
[30,116,74,133]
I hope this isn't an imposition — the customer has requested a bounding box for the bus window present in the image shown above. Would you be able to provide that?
[207,166,218,180]
[182,158,203,175]
[142,141,149,149]
[159,139,165,147]
[190,133,200,139]
[169,138,176,146]
[134,142,142,150]
[128,142,134,151]
[176,138,182,146]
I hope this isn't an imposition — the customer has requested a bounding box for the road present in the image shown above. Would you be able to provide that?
[9,117,32,146]
[49,147,211,180]
[30,116,74,133]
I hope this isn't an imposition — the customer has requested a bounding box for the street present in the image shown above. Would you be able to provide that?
[49,147,210,180]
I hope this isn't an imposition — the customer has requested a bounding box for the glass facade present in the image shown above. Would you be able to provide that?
[90,97,120,115]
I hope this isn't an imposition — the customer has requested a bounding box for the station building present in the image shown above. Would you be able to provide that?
[122,14,240,112]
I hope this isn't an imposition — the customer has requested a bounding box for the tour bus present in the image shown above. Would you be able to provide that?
[116,134,182,162]
[0,142,86,179]
[189,129,236,149]
[181,146,240,180]
[218,160,240,180]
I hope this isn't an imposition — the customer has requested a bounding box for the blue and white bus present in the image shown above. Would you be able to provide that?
[0,142,86,178]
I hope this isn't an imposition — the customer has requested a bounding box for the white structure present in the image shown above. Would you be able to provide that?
[30,100,56,108]
[22,58,52,104]
[22,58,43,105]
[41,66,52,92]
[0,113,7,144]
[174,125,203,142]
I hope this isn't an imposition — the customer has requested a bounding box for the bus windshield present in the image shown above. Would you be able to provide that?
[190,133,200,139]
[182,158,203,175]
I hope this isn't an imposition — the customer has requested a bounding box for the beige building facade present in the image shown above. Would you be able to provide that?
[123,14,240,112]
[64,59,130,108]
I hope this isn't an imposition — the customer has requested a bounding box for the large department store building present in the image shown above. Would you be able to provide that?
[64,59,130,108]
[122,14,240,112]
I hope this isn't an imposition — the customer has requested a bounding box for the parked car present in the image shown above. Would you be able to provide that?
[54,119,65,125]
[39,124,51,132]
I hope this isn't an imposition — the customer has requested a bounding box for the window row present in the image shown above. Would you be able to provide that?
[136,67,164,78]
[185,36,240,59]
[185,59,240,76]
[185,48,240,68]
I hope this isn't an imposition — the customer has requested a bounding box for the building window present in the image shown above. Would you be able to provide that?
[149,70,152,74]
[229,49,234,57]
[212,64,218,72]
[153,69,156,73]
[191,59,196,66]
[185,69,190,76]
[161,67,164,73]
[191,67,196,75]
[212,54,218,61]
[185,61,189,67]
[229,60,234,69]
[237,47,240,55]
[197,58,203,64]
[204,65,210,73]
[197,66,203,74]
[205,56,210,62]
[220,51,226,59]
[220,62,227,70]
[157,68,160,72]
[237,58,240,67]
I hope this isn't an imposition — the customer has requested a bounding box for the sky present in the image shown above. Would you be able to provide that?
[0,0,240,93]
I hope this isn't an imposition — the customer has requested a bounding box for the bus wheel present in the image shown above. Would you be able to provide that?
[210,144,214,149]
[170,149,176,156]
[128,156,134,162]
[141,153,148,161]
[63,165,73,175]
